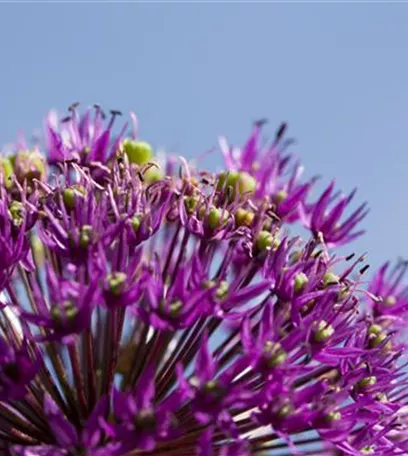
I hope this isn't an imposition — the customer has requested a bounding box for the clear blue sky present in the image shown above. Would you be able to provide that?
[1,3,407,270]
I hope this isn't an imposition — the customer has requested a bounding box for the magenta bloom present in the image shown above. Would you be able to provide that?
[0,105,406,456]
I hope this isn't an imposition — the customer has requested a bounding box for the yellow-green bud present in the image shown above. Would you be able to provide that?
[131,215,142,234]
[263,341,287,368]
[0,157,13,189]
[277,403,292,418]
[63,185,85,210]
[324,410,342,422]
[294,273,308,293]
[323,272,340,286]
[203,379,225,398]
[144,164,164,184]
[256,230,274,252]
[79,225,92,248]
[368,324,382,336]
[234,208,255,227]
[159,299,183,319]
[273,190,288,204]
[368,329,391,350]
[107,272,127,295]
[51,301,78,326]
[215,281,229,300]
[30,235,45,268]
[207,207,229,230]
[356,376,377,390]
[184,195,199,215]
[13,150,46,187]
[123,140,153,165]
[8,201,25,226]
[313,320,335,343]
[217,171,256,200]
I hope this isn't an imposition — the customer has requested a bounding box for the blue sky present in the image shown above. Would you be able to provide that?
[1,3,407,270]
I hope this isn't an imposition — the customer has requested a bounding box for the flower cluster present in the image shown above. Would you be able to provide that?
[0,104,407,456]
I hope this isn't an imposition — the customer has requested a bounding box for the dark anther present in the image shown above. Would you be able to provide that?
[93,104,106,119]
[275,122,288,141]
[359,265,370,275]
[254,118,268,128]
[61,116,72,123]
[68,102,80,111]
[345,253,355,261]
[110,109,123,116]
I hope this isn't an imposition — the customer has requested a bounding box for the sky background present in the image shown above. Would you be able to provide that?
[0,3,407,271]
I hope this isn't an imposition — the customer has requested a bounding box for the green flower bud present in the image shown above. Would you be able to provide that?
[30,234,45,268]
[323,272,340,286]
[169,300,183,317]
[368,324,383,336]
[51,301,78,327]
[256,230,274,252]
[313,320,335,343]
[368,329,392,350]
[79,225,93,248]
[361,446,375,455]
[217,171,256,200]
[215,281,229,300]
[234,208,255,227]
[159,299,183,319]
[184,195,199,215]
[203,379,225,398]
[131,214,142,234]
[356,375,377,391]
[144,164,164,184]
[13,150,46,187]
[273,190,288,204]
[107,272,127,295]
[62,185,85,210]
[207,207,229,230]
[277,403,292,418]
[263,341,287,368]
[8,201,25,227]
[123,140,153,165]
[294,273,308,293]
[324,410,342,422]
[0,157,13,189]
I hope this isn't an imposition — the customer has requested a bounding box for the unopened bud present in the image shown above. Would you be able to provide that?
[123,140,153,165]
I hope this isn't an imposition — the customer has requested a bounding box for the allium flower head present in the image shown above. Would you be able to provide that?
[0,104,406,456]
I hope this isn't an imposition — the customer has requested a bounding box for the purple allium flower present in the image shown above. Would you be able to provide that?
[0,104,405,456]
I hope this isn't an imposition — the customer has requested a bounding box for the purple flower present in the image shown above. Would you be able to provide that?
[21,266,100,342]
[45,105,128,165]
[300,181,369,246]
[0,106,404,456]
[0,338,38,400]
